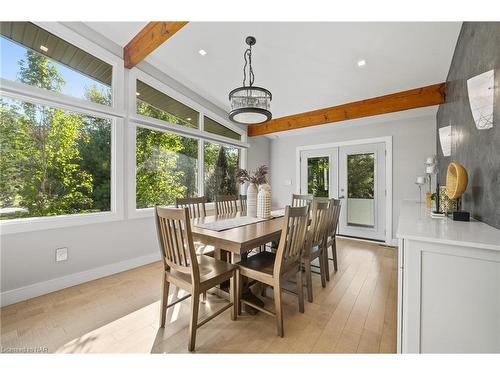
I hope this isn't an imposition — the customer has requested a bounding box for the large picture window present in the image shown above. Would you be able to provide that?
[204,142,241,202]
[136,127,198,208]
[0,22,113,106]
[0,96,112,220]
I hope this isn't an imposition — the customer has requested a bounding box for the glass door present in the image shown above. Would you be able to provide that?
[338,143,386,241]
[300,148,338,199]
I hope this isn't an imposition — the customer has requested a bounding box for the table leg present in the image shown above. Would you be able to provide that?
[232,252,265,315]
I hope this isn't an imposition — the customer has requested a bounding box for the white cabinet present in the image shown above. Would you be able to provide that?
[397,202,500,353]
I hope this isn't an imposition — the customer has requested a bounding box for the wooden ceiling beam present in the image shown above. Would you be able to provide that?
[247,83,446,137]
[124,21,188,69]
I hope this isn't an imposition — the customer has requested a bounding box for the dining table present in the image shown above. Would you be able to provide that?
[191,211,285,313]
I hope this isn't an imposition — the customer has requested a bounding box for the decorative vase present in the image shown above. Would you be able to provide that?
[257,184,272,219]
[247,183,258,218]
[438,186,457,215]
[425,192,432,209]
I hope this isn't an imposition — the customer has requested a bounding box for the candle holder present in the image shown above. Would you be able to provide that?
[415,176,426,204]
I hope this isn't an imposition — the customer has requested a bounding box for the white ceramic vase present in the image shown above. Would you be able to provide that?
[257,184,272,219]
[247,183,258,218]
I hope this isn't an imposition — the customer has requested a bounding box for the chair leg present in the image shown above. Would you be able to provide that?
[202,291,207,303]
[304,260,313,303]
[261,285,267,297]
[188,291,200,352]
[160,275,169,328]
[273,284,284,337]
[230,272,237,321]
[296,270,304,313]
[324,244,330,282]
[318,251,326,288]
[333,240,338,272]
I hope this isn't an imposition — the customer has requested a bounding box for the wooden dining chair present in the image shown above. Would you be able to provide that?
[302,199,330,303]
[237,205,309,337]
[239,194,247,214]
[215,195,238,215]
[325,199,341,276]
[155,206,238,352]
[291,194,313,207]
[175,196,207,219]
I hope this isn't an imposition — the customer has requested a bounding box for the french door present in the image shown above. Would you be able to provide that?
[300,142,386,242]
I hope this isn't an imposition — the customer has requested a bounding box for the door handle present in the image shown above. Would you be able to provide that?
[339,195,345,199]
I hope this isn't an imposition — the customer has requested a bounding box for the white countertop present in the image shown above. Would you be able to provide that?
[396,201,500,252]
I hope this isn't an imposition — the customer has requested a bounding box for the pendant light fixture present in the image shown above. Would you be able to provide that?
[228,36,272,125]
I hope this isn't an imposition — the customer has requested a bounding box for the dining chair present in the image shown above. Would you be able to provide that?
[302,199,330,303]
[291,194,313,207]
[237,205,309,337]
[325,199,341,276]
[176,196,207,219]
[155,206,238,352]
[239,194,247,214]
[215,195,238,215]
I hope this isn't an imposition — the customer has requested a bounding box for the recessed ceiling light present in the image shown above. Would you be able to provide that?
[136,92,140,96]
[186,117,192,121]
[40,45,48,52]
[198,49,207,56]
[357,60,366,67]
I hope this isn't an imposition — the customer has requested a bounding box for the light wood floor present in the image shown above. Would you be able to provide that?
[0,238,397,353]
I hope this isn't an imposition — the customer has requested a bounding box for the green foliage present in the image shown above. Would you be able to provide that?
[307,157,329,197]
[0,50,111,219]
[347,154,374,199]
[204,143,240,202]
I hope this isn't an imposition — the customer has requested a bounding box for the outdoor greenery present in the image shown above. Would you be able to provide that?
[0,50,112,220]
[347,153,374,199]
[0,46,241,219]
[307,157,329,197]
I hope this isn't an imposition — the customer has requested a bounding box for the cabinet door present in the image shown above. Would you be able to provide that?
[403,239,500,353]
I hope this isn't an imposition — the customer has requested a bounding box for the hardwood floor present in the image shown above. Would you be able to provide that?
[0,238,397,353]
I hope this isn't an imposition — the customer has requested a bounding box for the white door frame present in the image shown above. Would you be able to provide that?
[296,136,393,245]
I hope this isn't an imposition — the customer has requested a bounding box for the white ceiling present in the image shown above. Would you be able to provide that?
[86,22,461,120]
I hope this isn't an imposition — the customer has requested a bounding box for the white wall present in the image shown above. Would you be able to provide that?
[247,136,271,172]
[269,112,437,240]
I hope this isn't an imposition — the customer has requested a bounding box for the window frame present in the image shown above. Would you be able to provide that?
[127,69,247,218]
[0,22,125,234]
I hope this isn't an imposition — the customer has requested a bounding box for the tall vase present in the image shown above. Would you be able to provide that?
[257,184,272,219]
[247,183,258,218]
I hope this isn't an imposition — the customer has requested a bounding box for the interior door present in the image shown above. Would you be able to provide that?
[338,143,386,241]
[300,148,338,199]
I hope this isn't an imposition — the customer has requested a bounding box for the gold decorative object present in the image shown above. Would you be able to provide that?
[425,192,432,209]
[446,162,468,199]
[439,186,457,214]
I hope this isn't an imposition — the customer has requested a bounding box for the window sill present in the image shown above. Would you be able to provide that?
[0,211,124,235]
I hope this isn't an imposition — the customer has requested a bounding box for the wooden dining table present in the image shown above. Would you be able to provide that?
[191,212,285,312]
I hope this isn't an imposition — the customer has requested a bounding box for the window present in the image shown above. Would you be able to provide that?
[136,80,199,129]
[136,127,198,208]
[204,116,241,141]
[0,96,112,220]
[0,22,112,106]
[204,142,241,202]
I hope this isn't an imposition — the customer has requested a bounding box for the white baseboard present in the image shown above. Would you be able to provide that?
[0,252,161,307]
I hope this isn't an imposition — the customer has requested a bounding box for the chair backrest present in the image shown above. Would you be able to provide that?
[155,206,200,283]
[327,198,341,238]
[291,194,313,207]
[273,205,309,276]
[303,199,330,258]
[239,194,247,214]
[215,195,238,215]
[176,196,207,219]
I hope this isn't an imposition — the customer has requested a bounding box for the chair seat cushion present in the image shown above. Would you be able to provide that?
[237,251,276,275]
[168,255,236,286]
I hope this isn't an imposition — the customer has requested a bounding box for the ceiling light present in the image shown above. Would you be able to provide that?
[198,49,207,56]
[357,60,366,67]
[228,36,272,125]
[136,92,140,96]
[40,45,48,52]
